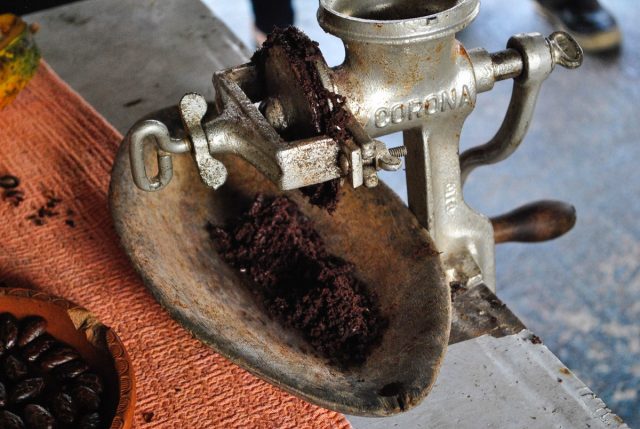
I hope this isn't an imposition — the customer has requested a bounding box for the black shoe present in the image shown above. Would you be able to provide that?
[535,0,621,53]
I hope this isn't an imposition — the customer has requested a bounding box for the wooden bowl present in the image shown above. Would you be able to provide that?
[0,288,135,429]
[110,107,450,416]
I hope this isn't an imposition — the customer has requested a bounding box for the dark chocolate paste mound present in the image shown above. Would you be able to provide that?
[253,27,358,213]
[208,194,387,367]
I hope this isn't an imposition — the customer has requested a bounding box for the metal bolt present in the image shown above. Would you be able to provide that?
[361,141,376,160]
[548,32,583,69]
[363,167,379,188]
[261,97,288,132]
[388,146,407,158]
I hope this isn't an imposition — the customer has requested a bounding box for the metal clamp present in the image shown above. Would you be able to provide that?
[179,93,228,190]
[128,94,230,192]
[128,120,190,192]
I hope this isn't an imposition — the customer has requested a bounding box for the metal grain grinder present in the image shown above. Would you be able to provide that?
[118,0,583,416]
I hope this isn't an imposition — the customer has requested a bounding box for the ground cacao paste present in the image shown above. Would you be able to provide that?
[252,27,358,213]
[208,194,387,367]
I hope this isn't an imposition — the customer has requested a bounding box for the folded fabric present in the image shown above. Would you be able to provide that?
[0,61,351,429]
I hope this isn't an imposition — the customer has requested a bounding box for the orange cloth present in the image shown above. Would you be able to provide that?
[0,62,351,429]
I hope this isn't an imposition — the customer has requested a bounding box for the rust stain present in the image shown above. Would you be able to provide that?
[457,43,467,57]
[453,42,470,63]
[559,367,571,375]
[396,53,422,97]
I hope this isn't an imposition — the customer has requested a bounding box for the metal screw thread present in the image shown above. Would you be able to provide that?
[388,146,407,157]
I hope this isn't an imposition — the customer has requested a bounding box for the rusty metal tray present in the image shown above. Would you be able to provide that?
[109,107,450,416]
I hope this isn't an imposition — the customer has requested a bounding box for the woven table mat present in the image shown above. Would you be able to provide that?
[0,62,351,429]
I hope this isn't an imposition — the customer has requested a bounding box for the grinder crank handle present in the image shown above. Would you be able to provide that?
[491,200,576,244]
[461,32,583,185]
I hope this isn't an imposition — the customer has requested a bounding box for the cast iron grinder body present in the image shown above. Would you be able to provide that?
[127,0,582,291]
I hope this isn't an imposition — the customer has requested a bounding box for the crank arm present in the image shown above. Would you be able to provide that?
[461,32,583,184]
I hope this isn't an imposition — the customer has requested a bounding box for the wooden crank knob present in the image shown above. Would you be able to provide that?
[491,200,577,244]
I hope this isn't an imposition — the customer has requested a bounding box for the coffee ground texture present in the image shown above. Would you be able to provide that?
[252,27,358,213]
[208,194,387,367]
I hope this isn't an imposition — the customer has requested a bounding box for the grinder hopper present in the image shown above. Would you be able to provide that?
[110,0,582,416]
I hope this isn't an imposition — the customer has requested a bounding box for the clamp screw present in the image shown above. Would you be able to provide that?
[363,166,379,188]
[388,145,407,158]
